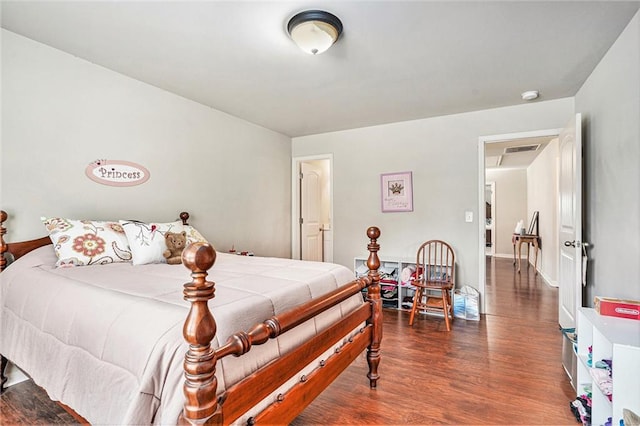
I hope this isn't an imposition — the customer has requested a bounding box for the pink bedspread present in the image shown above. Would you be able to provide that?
[0,245,360,424]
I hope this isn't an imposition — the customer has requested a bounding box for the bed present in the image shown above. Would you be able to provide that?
[0,210,383,425]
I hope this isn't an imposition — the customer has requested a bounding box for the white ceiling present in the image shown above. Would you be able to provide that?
[485,136,555,170]
[2,1,639,137]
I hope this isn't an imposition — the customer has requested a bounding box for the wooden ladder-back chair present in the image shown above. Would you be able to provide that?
[408,240,455,331]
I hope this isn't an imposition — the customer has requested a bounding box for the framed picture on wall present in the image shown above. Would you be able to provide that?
[381,171,413,212]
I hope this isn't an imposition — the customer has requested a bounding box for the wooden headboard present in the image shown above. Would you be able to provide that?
[0,210,192,271]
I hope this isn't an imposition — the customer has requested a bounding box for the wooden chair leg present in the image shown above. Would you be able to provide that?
[442,291,451,331]
[447,289,454,327]
[408,288,421,326]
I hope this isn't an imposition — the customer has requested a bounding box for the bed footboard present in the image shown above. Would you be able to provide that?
[179,227,382,425]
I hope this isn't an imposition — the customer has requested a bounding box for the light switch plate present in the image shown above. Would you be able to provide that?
[465,211,473,222]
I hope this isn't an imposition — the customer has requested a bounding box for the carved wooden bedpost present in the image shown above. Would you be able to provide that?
[180,212,190,226]
[1,210,8,272]
[365,226,382,388]
[179,242,222,425]
[0,211,8,392]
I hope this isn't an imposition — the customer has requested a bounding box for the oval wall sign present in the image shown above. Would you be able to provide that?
[85,159,150,187]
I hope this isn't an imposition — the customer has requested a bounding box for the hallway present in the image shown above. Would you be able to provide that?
[485,255,559,320]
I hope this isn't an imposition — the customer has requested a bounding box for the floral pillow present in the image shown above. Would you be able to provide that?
[41,217,132,267]
[184,225,208,245]
[120,220,205,265]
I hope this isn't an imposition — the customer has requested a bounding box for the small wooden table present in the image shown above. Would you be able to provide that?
[512,233,540,274]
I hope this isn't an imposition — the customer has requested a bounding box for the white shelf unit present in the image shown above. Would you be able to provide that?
[575,307,640,426]
[354,256,417,310]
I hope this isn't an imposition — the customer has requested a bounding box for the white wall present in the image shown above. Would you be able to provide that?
[292,98,574,290]
[527,138,559,285]
[485,169,528,257]
[575,11,640,302]
[1,30,292,257]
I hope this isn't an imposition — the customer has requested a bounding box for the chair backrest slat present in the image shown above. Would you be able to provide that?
[416,240,455,285]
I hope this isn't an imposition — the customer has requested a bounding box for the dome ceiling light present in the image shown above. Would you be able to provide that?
[287,10,343,55]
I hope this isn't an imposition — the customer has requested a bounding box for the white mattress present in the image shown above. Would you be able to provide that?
[0,245,362,424]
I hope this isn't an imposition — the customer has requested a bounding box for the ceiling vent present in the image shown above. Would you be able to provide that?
[504,144,540,154]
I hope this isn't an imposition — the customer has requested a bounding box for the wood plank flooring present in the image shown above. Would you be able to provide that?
[292,257,575,425]
[0,256,576,425]
[0,377,78,424]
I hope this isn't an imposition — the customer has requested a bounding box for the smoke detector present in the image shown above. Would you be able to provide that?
[521,90,539,101]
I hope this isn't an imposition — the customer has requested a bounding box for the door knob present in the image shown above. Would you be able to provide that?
[564,240,591,248]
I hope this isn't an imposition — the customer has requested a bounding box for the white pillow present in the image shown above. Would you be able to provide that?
[41,217,132,267]
[119,220,185,265]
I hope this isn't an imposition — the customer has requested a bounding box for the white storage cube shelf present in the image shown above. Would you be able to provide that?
[576,308,640,426]
[354,256,418,310]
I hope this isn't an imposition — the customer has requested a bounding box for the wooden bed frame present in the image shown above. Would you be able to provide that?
[0,210,383,425]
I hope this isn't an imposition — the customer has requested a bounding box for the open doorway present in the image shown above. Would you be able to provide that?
[485,182,495,256]
[477,129,560,313]
[291,155,333,262]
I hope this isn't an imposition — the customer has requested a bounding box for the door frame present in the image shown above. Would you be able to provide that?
[291,154,334,261]
[477,128,561,313]
[485,181,496,256]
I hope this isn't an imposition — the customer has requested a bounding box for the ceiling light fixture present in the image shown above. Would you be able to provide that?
[287,10,343,55]
[521,90,539,101]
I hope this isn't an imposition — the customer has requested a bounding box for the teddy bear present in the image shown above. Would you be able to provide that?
[163,231,187,265]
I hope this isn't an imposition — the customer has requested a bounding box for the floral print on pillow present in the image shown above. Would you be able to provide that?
[184,225,208,245]
[119,220,210,265]
[119,220,184,265]
[41,218,133,267]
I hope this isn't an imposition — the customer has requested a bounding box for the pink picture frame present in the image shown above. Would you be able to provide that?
[381,171,413,212]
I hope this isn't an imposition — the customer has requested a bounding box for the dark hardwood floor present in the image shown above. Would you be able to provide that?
[293,256,575,425]
[0,380,79,425]
[0,256,576,425]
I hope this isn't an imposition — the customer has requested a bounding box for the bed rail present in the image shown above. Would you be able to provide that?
[179,226,382,425]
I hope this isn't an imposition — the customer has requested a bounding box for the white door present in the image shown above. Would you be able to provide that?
[558,114,583,329]
[300,162,323,261]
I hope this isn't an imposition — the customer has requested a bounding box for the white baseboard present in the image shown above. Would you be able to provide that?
[491,253,526,259]
[537,270,558,288]
[489,254,558,287]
